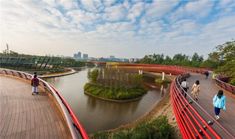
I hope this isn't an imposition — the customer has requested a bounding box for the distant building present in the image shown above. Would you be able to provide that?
[83,54,88,59]
[74,51,81,59]
[129,58,139,63]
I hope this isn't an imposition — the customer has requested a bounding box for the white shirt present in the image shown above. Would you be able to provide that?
[181,81,187,88]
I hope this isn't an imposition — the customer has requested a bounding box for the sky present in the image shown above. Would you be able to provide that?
[0,0,235,58]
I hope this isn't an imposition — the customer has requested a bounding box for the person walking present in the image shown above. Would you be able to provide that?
[31,74,39,95]
[204,71,209,79]
[191,80,200,101]
[213,90,226,120]
[181,78,189,97]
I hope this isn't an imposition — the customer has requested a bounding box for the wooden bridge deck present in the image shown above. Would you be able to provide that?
[0,76,72,139]
[187,73,235,138]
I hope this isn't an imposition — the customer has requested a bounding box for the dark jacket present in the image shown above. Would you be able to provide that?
[31,77,39,87]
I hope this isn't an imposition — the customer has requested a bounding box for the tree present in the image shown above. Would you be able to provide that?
[214,41,235,85]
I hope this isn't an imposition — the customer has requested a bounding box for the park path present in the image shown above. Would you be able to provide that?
[0,75,72,139]
[187,73,235,138]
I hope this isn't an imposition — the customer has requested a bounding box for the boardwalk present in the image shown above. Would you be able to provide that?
[0,76,72,139]
[187,73,235,137]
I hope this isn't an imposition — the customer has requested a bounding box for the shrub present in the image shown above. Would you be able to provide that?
[92,116,174,139]
[84,83,146,100]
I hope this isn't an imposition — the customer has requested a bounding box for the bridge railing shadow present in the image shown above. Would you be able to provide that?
[0,68,89,139]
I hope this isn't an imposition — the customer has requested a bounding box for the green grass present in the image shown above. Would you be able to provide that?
[155,77,171,86]
[84,83,147,100]
[92,116,174,139]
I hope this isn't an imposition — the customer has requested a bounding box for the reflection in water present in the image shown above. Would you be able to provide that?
[46,69,166,133]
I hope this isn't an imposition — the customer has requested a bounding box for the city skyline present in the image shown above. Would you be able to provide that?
[1,0,235,58]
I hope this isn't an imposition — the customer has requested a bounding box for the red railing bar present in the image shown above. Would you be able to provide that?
[176,76,235,138]
[172,92,200,138]
[50,86,89,139]
[173,85,213,138]
[175,78,221,138]
[170,84,190,139]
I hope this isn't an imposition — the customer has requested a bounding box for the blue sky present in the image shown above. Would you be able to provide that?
[1,0,235,58]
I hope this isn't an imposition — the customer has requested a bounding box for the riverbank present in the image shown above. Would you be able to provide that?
[84,83,147,101]
[39,68,77,78]
[90,90,181,139]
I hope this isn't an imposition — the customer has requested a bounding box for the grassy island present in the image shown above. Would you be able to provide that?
[84,68,147,101]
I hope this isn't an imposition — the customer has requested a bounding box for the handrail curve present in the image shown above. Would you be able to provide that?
[0,68,89,139]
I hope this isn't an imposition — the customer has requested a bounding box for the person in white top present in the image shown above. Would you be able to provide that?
[181,79,188,97]
[191,80,200,101]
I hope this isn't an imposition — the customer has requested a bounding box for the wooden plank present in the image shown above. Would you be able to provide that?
[0,76,72,139]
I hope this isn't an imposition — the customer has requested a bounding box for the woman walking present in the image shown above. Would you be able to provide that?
[191,80,200,101]
[213,90,226,120]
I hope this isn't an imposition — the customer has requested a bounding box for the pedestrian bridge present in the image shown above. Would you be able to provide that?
[0,69,88,139]
[0,65,235,139]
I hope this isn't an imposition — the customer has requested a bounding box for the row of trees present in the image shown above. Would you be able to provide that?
[138,40,235,85]
[137,53,204,67]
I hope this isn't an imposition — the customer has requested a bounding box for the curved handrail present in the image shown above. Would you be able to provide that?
[215,77,235,95]
[172,73,235,139]
[0,68,89,139]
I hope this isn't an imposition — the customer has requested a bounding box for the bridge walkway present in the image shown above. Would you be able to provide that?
[187,73,235,138]
[0,76,72,139]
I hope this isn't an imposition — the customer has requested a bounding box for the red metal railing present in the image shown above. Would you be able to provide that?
[112,63,207,75]
[0,69,89,139]
[172,73,235,139]
[215,77,235,95]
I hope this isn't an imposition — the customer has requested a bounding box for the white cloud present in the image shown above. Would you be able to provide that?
[127,2,145,22]
[145,0,179,21]
[0,0,235,58]
[80,0,103,12]
[103,5,127,21]
[171,0,214,22]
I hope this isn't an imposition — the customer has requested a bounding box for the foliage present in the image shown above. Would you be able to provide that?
[213,41,235,84]
[137,53,203,67]
[138,40,235,85]
[92,116,174,139]
[88,69,99,83]
[84,83,146,100]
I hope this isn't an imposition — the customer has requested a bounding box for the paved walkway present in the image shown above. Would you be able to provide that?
[187,73,235,138]
[0,76,72,139]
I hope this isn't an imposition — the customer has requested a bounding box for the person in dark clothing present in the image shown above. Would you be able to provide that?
[31,74,39,95]
[205,71,209,79]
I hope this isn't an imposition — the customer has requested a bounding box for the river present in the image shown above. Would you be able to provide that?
[46,68,165,133]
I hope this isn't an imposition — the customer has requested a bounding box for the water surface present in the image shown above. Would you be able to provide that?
[46,69,165,133]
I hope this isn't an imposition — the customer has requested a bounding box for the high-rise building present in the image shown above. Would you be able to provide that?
[83,54,88,59]
[74,51,82,59]
[77,52,81,58]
